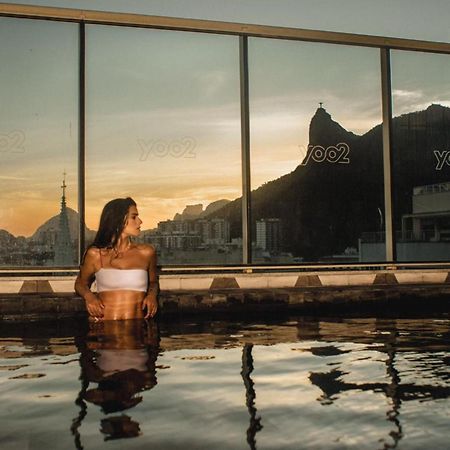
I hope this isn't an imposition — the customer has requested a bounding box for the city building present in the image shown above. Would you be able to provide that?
[402,182,450,242]
[256,218,282,253]
[145,217,230,251]
[359,182,450,261]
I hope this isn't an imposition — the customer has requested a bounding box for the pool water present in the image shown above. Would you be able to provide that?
[0,315,449,449]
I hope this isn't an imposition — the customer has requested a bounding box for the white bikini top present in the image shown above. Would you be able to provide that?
[95,268,148,293]
[95,248,148,293]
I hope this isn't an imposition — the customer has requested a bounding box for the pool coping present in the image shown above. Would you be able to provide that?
[1,268,449,294]
[1,268,449,320]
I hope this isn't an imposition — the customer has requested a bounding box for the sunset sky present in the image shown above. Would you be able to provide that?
[1,7,449,237]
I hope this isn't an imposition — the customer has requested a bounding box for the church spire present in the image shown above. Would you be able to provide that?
[61,170,67,212]
[61,170,67,206]
[54,171,73,266]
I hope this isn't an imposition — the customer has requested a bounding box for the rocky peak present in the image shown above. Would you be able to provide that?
[309,107,358,147]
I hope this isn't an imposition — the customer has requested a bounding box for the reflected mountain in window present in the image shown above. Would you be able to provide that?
[1,105,449,266]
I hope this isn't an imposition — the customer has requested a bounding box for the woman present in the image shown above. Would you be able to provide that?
[75,197,158,320]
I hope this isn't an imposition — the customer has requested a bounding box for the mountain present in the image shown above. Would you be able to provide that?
[172,199,231,221]
[173,204,204,221]
[201,199,231,217]
[389,103,450,220]
[0,229,17,244]
[2,104,448,262]
[210,104,450,260]
[28,207,95,242]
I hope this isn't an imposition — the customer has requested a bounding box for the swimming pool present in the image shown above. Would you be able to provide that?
[0,315,449,449]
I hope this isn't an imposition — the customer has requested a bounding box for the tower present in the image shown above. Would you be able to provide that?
[54,172,74,265]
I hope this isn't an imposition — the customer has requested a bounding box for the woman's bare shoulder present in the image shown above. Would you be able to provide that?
[83,246,102,264]
[135,243,156,254]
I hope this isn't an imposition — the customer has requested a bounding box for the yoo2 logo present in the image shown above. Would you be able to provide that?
[0,130,26,153]
[138,137,196,161]
[300,143,350,166]
[434,150,450,170]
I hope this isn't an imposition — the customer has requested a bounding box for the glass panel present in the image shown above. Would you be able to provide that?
[86,25,241,265]
[0,17,79,267]
[391,50,450,262]
[248,38,384,264]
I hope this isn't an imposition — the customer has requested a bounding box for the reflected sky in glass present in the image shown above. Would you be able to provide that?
[0,17,78,236]
[391,50,450,115]
[249,38,382,188]
[1,13,449,237]
[85,25,241,229]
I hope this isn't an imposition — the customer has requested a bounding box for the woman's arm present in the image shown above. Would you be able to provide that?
[142,245,159,319]
[74,247,104,319]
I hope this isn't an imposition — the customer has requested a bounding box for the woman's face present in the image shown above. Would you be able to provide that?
[122,205,142,237]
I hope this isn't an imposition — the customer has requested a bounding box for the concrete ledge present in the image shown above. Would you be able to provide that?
[1,269,449,320]
[1,269,449,294]
[1,283,449,321]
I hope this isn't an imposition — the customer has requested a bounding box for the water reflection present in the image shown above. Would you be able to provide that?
[1,316,449,449]
[241,344,263,449]
[71,320,159,445]
[304,318,450,449]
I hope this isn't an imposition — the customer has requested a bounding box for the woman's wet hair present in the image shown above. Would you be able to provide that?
[91,197,136,249]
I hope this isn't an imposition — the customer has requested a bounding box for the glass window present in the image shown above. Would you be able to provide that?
[391,50,450,262]
[85,25,241,265]
[0,17,79,267]
[248,38,384,264]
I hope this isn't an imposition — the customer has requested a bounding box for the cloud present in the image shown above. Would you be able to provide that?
[392,88,450,116]
[0,175,29,181]
[393,89,423,100]
[195,70,229,98]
